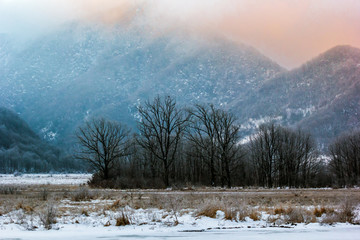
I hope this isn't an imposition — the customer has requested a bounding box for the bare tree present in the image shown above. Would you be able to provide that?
[250,123,280,187]
[75,118,130,180]
[213,107,241,188]
[329,130,360,186]
[137,95,189,187]
[249,123,318,187]
[187,104,241,187]
[187,104,218,186]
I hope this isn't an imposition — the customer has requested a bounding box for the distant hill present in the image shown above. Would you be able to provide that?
[0,107,83,173]
[238,45,360,146]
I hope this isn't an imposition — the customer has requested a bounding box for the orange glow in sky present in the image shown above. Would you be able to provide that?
[1,0,359,68]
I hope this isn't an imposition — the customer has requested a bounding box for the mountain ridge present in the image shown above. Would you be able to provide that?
[0,24,359,149]
[239,44,360,145]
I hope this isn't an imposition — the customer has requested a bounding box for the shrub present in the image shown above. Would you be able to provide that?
[303,210,317,223]
[267,215,284,225]
[40,188,48,201]
[339,199,357,223]
[0,185,20,195]
[71,187,93,201]
[40,204,57,230]
[284,207,304,224]
[320,213,341,225]
[238,206,251,221]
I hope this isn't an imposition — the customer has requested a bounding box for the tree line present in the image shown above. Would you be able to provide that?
[75,95,360,188]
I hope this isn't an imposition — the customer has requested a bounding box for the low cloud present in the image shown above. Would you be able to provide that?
[1,0,359,68]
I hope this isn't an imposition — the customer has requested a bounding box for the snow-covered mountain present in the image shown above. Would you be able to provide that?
[240,45,360,146]
[0,23,283,146]
[1,21,359,148]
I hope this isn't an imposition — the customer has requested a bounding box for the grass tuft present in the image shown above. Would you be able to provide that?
[196,204,221,218]
[116,210,131,226]
[71,187,93,201]
[314,207,327,217]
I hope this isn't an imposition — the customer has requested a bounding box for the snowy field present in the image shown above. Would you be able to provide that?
[1,211,360,240]
[1,223,360,240]
[0,174,92,185]
[0,174,360,239]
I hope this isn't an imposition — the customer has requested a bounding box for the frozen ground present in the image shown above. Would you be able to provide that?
[1,199,359,240]
[1,222,360,240]
[0,174,359,239]
[0,174,92,185]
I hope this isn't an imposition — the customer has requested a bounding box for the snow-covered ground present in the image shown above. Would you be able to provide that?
[1,174,359,239]
[1,219,360,240]
[1,199,360,240]
[0,174,92,185]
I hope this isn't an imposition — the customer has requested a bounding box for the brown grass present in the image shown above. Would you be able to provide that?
[314,207,327,217]
[338,198,358,223]
[116,211,131,226]
[109,199,125,210]
[1,184,360,226]
[81,208,89,216]
[16,202,34,213]
[284,207,304,223]
[274,207,286,215]
[224,207,237,221]
[320,199,359,225]
[238,206,250,221]
[249,210,261,221]
[196,204,221,218]
[71,187,93,201]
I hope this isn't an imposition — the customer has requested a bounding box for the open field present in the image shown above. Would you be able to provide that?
[0,174,92,185]
[0,174,359,239]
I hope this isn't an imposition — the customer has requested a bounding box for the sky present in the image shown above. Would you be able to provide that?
[0,0,359,69]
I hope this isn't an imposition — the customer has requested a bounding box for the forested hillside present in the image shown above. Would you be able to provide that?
[0,107,83,172]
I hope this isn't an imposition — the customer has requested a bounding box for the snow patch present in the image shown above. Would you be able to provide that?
[0,174,92,185]
[286,106,315,119]
[240,116,283,130]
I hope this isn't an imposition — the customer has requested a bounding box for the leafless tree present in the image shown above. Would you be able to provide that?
[187,104,218,186]
[249,123,318,187]
[329,130,360,186]
[250,123,280,187]
[213,106,241,188]
[187,104,241,187]
[75,118,130,180]
[137,95,189,187]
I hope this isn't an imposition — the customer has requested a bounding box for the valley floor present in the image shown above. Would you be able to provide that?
[0,174,359,239]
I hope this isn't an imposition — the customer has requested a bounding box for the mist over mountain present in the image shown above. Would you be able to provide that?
[0,21,359,150]
[0,22,283,145]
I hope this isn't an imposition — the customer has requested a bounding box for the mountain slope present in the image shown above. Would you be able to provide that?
[1,19,360,149]
[0,23,284,145]
[238,45,360,145]
[0,107,82,172]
